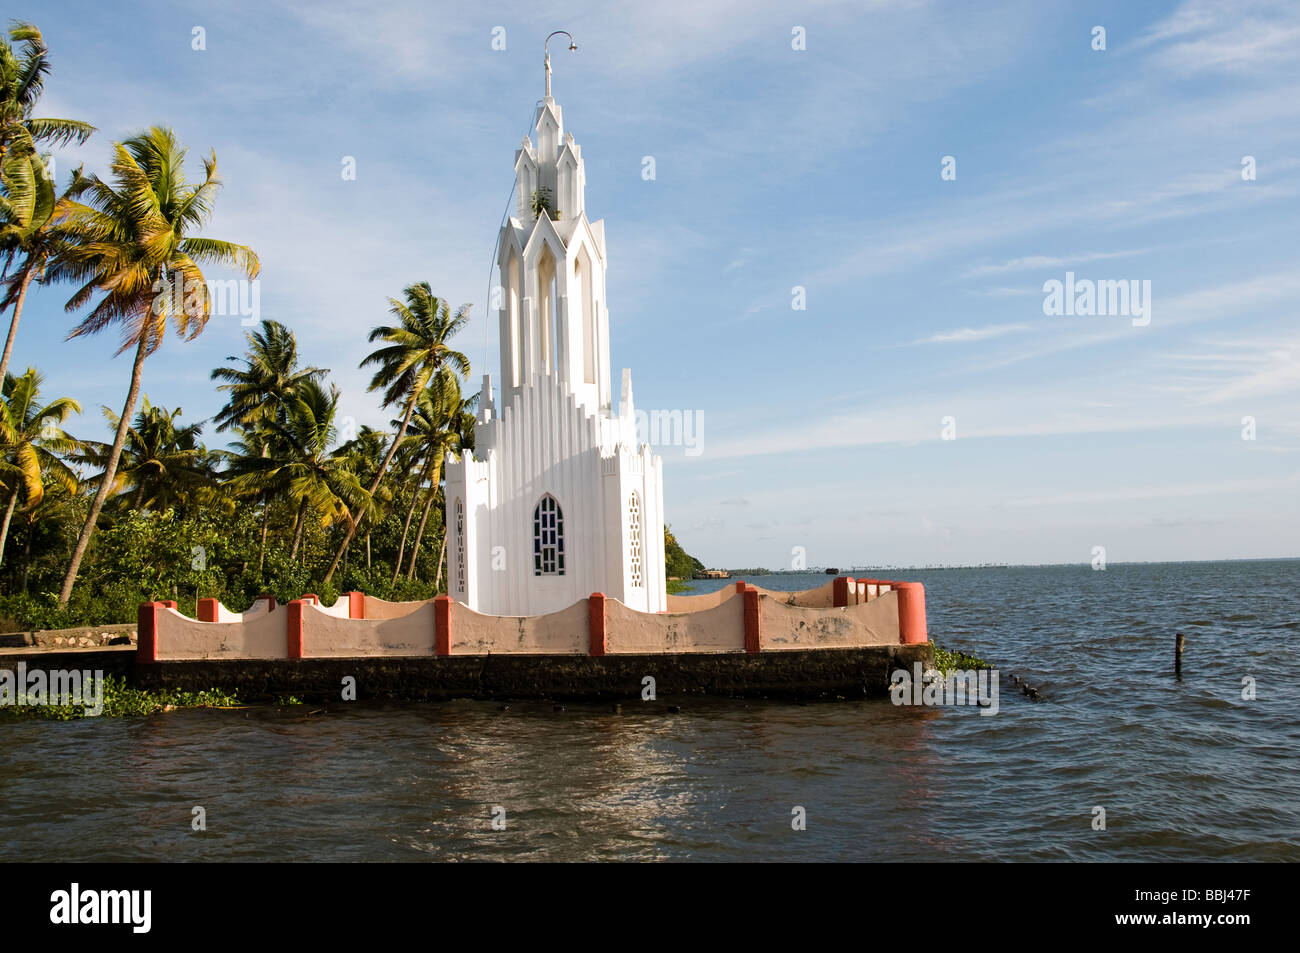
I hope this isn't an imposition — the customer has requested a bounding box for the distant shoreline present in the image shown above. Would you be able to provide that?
[707,556,1300,574]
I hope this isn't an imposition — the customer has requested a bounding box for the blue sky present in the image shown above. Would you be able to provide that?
[13,0,1300,568]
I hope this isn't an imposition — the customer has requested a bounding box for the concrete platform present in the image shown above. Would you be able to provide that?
[1,644,934,702]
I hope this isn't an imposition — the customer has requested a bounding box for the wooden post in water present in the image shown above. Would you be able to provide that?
[1175,632,1186,678]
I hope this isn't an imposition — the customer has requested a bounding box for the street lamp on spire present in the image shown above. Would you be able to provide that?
[544,30,577,99]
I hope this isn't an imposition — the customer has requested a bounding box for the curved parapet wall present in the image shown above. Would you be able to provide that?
[362,595,429,620]
[451,599,589,655]
[138,581,926,661]
[152,602,289,660]
[606,594,745,654]
[759,591,898,649]
[665,576,882,612]
[196,595,276,623]
[304,600,436,657]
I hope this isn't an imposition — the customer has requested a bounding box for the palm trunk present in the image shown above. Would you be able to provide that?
[365,532,371,569]
[289,498,308,560]
[434,534,447,593]
[323,395,417,584]
[257,494,269,576]
[391,457,433,586]
[408,490,437,580]
[0,265,34,385]
[0,486,18,566]
[20,522,32,592]
[407,458,443,580]
[58,325,151,606]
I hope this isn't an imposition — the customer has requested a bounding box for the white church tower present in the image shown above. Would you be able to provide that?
[444,44,668,616]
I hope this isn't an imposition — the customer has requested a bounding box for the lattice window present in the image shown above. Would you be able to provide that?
[455,498,466,594]
[628,491,643,588]
[533,494,565,575]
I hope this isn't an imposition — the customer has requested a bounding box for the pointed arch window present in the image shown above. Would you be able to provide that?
[533,494,565,575]
[455,498,466,594]
[628,491,643,588]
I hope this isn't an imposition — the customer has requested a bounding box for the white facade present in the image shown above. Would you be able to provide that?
[444,87,667,616]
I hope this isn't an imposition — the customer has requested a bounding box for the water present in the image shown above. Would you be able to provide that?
[2,561,1297,861]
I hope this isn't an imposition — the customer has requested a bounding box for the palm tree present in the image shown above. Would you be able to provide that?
[210,319,326,432]
[0,367,79,564]
[211,320,325,575]
[322,282,469,584]
[405,372,477,581]
[1,22,94,381]
[45,126,258,605]
[0,22,95,165]
[76,399,214,514]
[332,424,390,571]
[0,164,88,382]
[227,379,369,560]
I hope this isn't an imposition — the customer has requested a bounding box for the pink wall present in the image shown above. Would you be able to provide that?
[144,579,925,660]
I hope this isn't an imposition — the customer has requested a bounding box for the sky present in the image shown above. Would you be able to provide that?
[11,0,1300,569]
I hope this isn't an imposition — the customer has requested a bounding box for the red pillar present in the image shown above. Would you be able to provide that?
[287,599,305,659]
[302,592,319,605]
[832,576,850,607]
[895,582,929,644]
[259,592,277,610]
[137,602,159,663]
[197,597,218,622]
[588,592,607,657]
[434,595,452,656]
[348,591,365,619]
[743,586,760,653]
[735,580,746,594]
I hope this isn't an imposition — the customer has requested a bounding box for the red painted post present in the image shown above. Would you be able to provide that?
[197,597,218,622]
[287,600,305,659]
[735,580,746,594]
[136,602,159,663]
[302,592,319,605]
[434,595,452,656]
[259,592,277,610]
[743,586,760,653]
[348,591,365,619]
[895,582,928,644]
[161,600,177,609]
[832,576,850,607]
[588,592,607,657]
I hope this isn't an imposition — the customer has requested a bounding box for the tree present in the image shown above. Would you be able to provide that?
[211,319,326,574]
[389,369,475,584]
[210,319,327,433]
[322,282,469,584]
[0,367,79,564]
[0,22,95,382]
[76,399,215,515]
[0,164,88,383]
[0,23,95,162]
[226,379,369,560]
[44,126,259,605]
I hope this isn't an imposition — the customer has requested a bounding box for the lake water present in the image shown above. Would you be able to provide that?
[2,561,1297,861]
